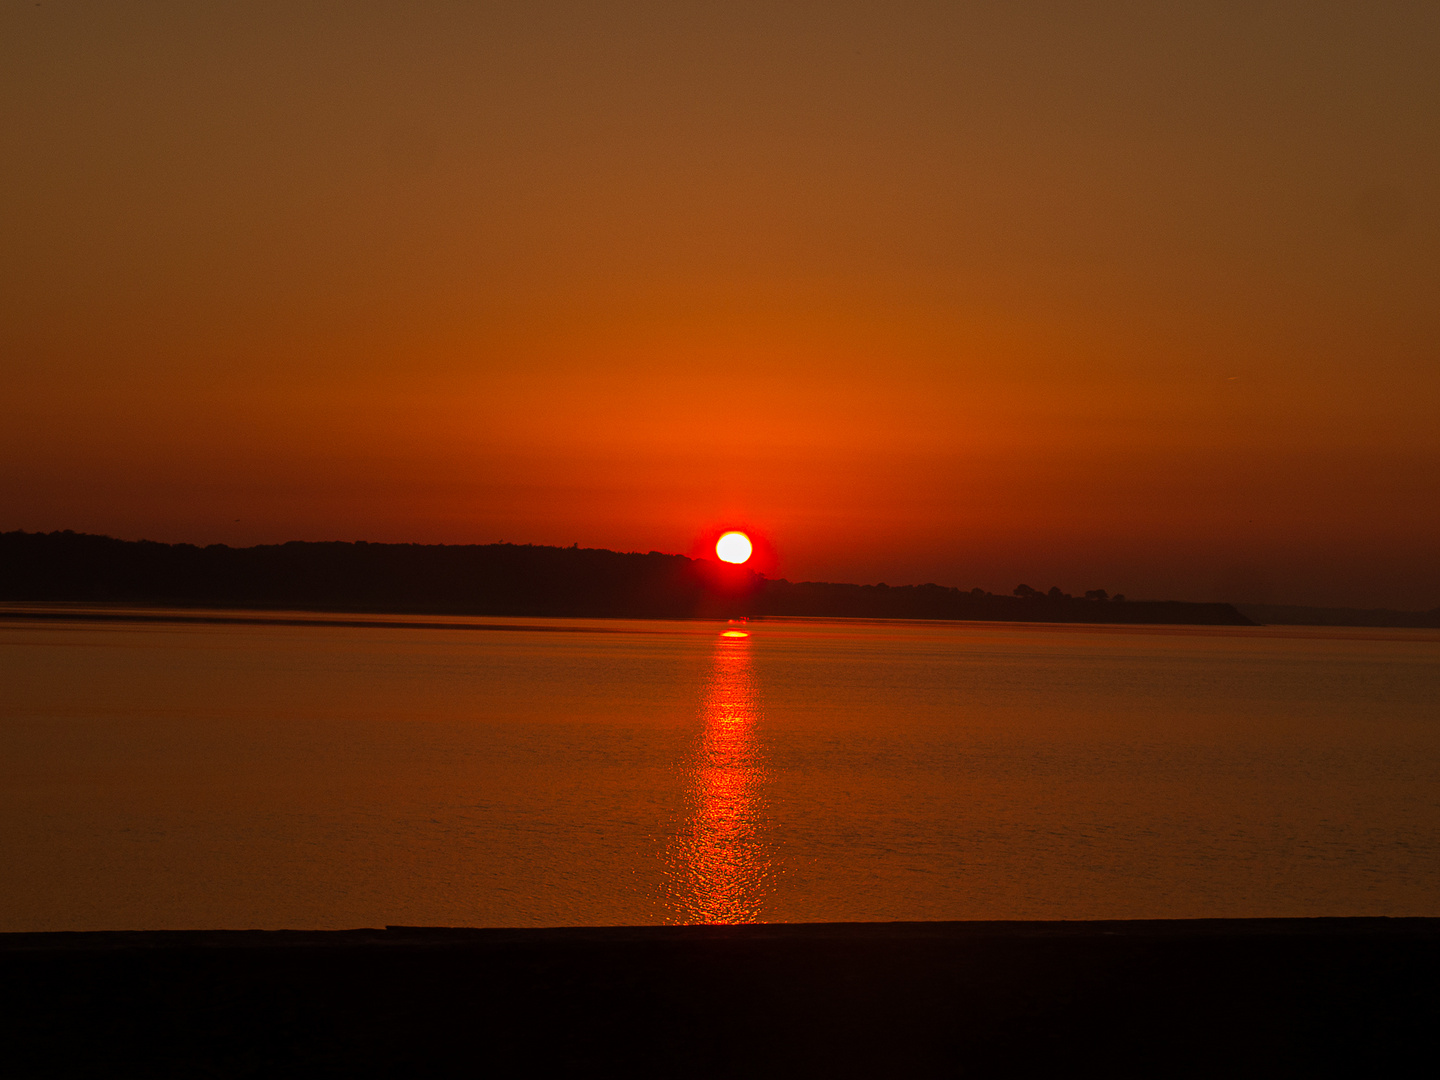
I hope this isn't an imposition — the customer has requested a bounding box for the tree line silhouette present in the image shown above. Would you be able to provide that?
[0,531,1254,625]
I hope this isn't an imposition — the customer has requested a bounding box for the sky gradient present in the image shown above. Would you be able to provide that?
[3,2,1437,607]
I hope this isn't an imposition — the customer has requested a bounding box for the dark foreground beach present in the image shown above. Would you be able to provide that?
[3,919,1436,1078]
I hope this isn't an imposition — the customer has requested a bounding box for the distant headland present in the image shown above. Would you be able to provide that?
[0,530,1261,626]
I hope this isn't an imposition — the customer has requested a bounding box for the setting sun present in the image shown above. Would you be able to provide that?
[715,531,753,565]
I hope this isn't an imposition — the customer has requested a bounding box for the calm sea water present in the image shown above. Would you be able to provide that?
[2,608,1437,930]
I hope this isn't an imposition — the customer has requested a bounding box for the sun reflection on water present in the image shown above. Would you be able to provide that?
[666,628,773,923]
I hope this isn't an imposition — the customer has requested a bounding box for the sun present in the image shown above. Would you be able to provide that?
[715,531,753,564]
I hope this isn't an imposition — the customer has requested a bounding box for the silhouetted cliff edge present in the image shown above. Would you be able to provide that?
[0,531,1254,625]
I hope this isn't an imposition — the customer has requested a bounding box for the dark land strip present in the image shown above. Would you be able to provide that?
[1,530,1254,625]
[3,919,1435,1077]
[1235,601,1440,629]
[0,608,661,635]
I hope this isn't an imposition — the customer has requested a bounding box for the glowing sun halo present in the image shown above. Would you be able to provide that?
[715,531,753,564]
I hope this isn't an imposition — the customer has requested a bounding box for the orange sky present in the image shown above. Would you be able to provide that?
[2,2,1437,608]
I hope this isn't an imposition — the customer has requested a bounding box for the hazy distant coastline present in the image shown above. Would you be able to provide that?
[1,530,1260,626]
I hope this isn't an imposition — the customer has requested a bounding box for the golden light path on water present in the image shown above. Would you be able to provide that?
[667,628,773,924]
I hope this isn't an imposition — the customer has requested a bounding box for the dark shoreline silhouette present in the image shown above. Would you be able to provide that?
[3,919,1434,1077]
[1235,601,1440,630]
[1,530,1253,626]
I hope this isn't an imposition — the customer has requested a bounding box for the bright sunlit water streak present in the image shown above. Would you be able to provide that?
[667,632,771,923]
[1,609,1438,930]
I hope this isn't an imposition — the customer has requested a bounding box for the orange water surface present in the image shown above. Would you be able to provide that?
[2,608,1437,930]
